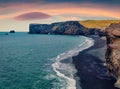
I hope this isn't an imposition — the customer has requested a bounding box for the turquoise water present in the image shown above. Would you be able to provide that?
[0,32,85,89]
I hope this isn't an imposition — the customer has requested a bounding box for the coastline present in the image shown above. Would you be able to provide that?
[52,36,94,89]
[73,36,118,89]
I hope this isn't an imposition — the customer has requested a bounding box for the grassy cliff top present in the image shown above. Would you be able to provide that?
[79,20,120,30]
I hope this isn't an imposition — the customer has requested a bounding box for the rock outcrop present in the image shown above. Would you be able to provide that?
[105,23,120,88]
[50,21,86,35]
[86,28,105,37]
[29,21,105,36]
[29,24,51,34]
[29,21,86,35]
[10,30,15,33]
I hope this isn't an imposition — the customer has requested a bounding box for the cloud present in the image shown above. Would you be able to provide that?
[14,12,51,21]
[0,2,120,20]
[55,15,81,21]
[0,0,120,6]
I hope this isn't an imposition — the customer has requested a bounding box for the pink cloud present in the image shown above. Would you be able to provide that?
[14,12,51,21]
[0,2,120,20]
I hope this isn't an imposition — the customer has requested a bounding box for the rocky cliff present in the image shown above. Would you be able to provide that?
[29,21,105,36]
[29,24,51,34]
[50,21,85,35]
[105,23,120,88]
[29,21,86,35]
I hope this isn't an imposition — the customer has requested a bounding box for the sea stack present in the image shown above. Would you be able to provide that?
[10,30,15,33]
[105,23,120,88]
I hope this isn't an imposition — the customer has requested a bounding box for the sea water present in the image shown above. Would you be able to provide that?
[0,32,93,89]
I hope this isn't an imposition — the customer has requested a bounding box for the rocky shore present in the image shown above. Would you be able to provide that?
[29,21,120,88]
[73,36,119,89]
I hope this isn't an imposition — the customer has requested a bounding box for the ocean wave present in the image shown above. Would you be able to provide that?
[52,36,94,89]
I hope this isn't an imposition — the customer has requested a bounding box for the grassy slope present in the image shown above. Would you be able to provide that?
[79,20,120,30]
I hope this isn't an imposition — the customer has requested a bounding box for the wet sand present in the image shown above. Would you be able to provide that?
[73,36,119,89]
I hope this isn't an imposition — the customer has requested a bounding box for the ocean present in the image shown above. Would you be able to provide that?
[0,32,93,89]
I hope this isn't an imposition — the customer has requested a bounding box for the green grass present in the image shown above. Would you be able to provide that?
[79,20,120,30]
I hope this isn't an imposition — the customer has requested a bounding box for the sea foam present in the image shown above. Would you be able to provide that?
[52,37,94,89]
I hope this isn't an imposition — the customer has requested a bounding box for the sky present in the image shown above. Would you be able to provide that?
[0,0,120,32]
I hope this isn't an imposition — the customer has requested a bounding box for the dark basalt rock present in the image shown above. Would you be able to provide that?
[10,30,15,33]
[87,28,106,37]
[29,24,51,34]
[51,21,86,35]
[5,33,9,35]
[29,21,87,35]
[105,23,120,88]
[29,21,105,36]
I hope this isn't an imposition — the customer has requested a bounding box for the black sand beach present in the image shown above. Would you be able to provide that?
[73,36,119,89]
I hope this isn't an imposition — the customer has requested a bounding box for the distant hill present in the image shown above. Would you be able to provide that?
[79,20,120,30]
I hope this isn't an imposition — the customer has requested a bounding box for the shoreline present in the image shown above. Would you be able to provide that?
[73,36,118,89]
[52,36,94,89]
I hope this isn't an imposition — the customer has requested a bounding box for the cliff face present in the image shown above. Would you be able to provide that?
[51,21,85,35]
[29,24,51,34]
[86,28,105,36]
[29,21,86,35]
[105,23,120,88]
[29,21,105,36]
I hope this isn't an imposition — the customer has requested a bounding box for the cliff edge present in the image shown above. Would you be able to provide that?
[29,21,105,36]
[29,21,86,35]
[105,23,120,88]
